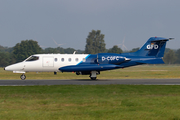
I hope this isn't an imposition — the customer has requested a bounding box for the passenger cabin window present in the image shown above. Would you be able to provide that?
[55,58,58,62]
[61,58,64,62]
[68,58,71,62]
[75,58,78,62]
[26,56,39,61]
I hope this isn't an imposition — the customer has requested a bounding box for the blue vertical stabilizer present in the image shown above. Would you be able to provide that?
[133,37,169,57]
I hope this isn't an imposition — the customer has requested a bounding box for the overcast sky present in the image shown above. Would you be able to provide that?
[0,0,179,50]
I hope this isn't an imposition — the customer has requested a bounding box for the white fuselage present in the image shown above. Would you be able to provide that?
[5,54,89,73]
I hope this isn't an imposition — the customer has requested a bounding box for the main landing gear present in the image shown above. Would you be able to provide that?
[20,74,26,80]
[90,71,97,80]
[76,71,100,80]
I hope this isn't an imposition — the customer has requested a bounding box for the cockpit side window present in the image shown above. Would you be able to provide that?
[26,56,39,61]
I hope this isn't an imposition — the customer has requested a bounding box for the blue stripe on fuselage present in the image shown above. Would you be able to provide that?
[76,54,91,65]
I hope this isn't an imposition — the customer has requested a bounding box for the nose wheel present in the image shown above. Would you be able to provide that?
[20,74,26,80]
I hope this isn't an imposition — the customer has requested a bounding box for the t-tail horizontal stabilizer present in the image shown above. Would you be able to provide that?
[133,37,173,57]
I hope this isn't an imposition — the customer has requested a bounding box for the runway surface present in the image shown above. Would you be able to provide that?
[0,79,180,86]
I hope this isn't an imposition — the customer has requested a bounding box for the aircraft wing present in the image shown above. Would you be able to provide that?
[59,64,122,72]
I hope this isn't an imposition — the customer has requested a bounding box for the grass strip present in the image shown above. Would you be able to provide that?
[0,85,180,120]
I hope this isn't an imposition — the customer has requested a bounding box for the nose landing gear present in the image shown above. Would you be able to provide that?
[20,74,26,80]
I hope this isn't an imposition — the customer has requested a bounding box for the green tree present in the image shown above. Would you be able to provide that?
[0,52,10,67]
[76,49,84,54]
[43,47,59,54]
[130,47,140,53]
[163,49,176,64]
[0,45,13,53]
[175,49,180,63]
[56,47,65,53]
[85,30,106,54]
[64,48,76,54]
[13,40,42,62]
[107,45,123,53]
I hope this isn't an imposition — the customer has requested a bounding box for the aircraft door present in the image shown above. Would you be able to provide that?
[42,57,54,67]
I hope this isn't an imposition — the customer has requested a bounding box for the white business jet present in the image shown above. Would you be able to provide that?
[4,37,172,80]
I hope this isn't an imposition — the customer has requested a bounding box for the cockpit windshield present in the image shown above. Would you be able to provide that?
[26,56,39,61]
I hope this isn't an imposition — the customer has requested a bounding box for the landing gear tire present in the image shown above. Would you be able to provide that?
[20,74,26,80]
[91,77,97,80]
[90,71,97,80]
[76,72,81,75]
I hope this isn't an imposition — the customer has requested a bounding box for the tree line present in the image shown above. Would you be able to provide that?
[0,30,179,67]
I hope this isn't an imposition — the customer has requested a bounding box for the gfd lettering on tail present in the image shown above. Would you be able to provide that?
[146,44,158,49]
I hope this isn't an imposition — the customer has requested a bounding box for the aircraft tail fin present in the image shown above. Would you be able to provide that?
[134,37,173,57]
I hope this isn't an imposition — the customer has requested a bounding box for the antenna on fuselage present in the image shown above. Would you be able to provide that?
[73,51,76,54]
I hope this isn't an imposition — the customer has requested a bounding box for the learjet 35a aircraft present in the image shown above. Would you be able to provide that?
[4,37,173,80]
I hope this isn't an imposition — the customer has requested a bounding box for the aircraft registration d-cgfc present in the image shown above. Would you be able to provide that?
[4,37,173,80]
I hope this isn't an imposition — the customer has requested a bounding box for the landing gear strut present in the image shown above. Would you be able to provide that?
[90,71,97,80]
[20,74,26,80]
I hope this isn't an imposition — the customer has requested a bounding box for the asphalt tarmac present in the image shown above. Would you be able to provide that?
[0,79,180,86]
